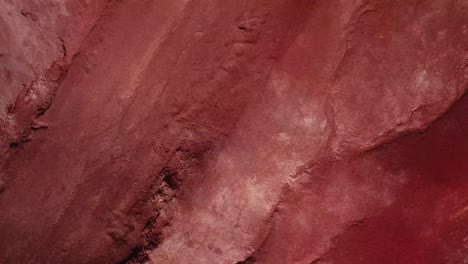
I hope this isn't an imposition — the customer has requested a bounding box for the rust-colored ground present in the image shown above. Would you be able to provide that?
[0,1,467,263]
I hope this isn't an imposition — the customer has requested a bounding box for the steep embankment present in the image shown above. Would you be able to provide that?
[0,0,467,263]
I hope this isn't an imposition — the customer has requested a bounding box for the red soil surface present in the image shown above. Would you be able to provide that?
[0,0,467,263]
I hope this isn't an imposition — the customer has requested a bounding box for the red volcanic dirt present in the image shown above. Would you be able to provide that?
[0,1,467,264]
[253,94,468,264]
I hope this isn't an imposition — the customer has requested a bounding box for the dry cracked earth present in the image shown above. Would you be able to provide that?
[0,0,468,263]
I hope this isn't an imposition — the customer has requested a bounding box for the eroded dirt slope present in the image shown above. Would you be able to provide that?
[0,0,467,263]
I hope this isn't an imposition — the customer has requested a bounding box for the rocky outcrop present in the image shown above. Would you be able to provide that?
[0,0,108,165]
[0,0,467,263]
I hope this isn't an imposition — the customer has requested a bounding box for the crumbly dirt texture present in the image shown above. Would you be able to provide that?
[0,1,467,263]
